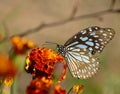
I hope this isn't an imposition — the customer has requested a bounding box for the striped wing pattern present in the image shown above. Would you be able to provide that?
[65,47,99,79]
[57,26,115,79]
[65,26,115,54]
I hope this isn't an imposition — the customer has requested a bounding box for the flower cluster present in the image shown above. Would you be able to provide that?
[25,47,67,94]
[11,36,35,54]
[53,84,66,94]
[26,77,53,94]
[25,47,84,94]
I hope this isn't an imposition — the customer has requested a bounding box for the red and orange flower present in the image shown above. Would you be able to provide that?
[53,84,66,94]
[26,77,66,94]
[25,47,67,81]
[26,77,53,94]
[25,47,84,94]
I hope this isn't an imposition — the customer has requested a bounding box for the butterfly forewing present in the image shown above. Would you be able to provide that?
[65,47,99,79]
[64,26,115,54]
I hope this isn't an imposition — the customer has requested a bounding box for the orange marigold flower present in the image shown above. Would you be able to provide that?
[0,53,17,86]
[53,84,66,94]
[26,77,53,94]
[68,85,84,94]
[11,36,35,54]
[26,77,66,94]
[25,47,66,81]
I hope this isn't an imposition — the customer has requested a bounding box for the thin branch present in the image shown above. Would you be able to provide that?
[3,22,9,36]
[18,23,45,37]
[18,0,80,37]
[0,0,119,43]
[72,9,120,20]
[109,0,116,9]
[69,0,80,18]
[0,22,9,42]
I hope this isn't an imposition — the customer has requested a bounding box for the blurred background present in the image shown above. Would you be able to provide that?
[0,0,120,94]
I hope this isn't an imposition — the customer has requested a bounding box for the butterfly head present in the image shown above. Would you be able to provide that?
[57,44,66,57]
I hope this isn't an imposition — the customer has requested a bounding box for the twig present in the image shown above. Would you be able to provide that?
[69,0,79,18]
[18,23,45,37]
[109,0,116,9]
[0,0,119,43]
[0,22,10,42]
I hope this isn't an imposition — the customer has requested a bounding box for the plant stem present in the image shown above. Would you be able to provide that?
[10,77,18,94]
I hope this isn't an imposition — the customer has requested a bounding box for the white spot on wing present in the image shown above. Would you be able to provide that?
[82,30,87,34]
[80,37,88,41]
[67,41,79,47]
[89,47,93,51]
[74,36,77,39]
[103,33,107,37]
[89,28,92,31]
[86,41,94,46]
[76,44,87,49]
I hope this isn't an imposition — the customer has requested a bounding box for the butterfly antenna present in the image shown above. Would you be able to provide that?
[42,41,58,46]
[43,41,59,52]
[45,41,58,45]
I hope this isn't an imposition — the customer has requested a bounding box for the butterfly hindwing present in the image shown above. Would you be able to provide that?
[64,26,115,54]
[65,47,99,79]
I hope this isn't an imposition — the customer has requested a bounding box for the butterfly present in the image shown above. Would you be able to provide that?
[57,26,115,79]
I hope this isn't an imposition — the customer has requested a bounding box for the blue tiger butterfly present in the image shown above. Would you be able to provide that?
[57,26,115,79]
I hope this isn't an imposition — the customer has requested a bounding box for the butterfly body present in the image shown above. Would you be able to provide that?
[57,26,115,79]
[57,45,66,57]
